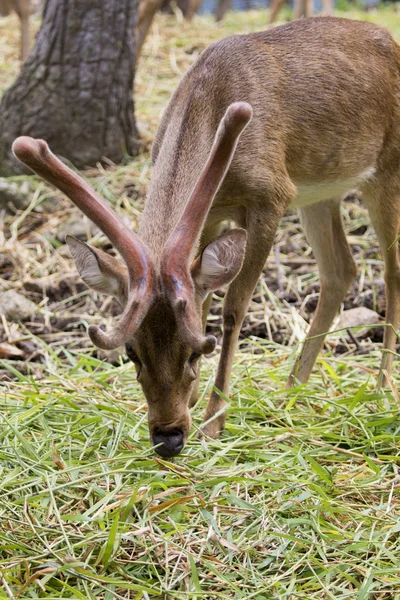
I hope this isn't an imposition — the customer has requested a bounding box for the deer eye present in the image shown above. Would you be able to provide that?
[125,344,141,364]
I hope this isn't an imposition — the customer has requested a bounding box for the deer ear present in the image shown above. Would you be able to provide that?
[192,229,247,298]
[66,236,129,306]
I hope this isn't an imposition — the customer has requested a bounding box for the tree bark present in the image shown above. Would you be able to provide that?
[0,0,139,175]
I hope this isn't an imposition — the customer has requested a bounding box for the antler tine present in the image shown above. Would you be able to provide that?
[174,298,217,355]
[161,102,252,353]
[88,282,153,350]
[13,136,155,349]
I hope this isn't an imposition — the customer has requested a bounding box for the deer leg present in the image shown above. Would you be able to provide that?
[0,0,12,18]
[294,0,312,18]
[189,291,214,409]
[200,199,293,439]
[182,0,203,20]
[362,184,400,386]
[19,13,30,62]
[136,0,165,58]
[321,0,333,15]
[269,0,286,24]
[12,0,31,62]
[288,199,357,386]
[305,0,313,17]
[293,0,306,19]
[190,222,224,408]
[215,0,232,22]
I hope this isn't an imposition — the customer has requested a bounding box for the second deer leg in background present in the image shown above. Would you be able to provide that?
[200,183,295,438]
[136,0,165,58]
[216,0,232,21]
[288,198,357,386]
[321,0,334,14]
[268,0,286,24]
[13,0,31,62]
[293,0,312,18]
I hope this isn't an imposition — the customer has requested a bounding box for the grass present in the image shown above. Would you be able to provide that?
[1,341,400,599]
[1,343,400,598]
[1,5,400,600]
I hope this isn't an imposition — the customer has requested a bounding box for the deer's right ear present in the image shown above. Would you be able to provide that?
[66,236,129,306]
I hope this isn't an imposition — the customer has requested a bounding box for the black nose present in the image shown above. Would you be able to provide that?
[152,428,184,457]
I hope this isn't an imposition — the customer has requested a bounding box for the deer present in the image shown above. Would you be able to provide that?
[136,0,203,59]
[12,16,400,458]
[0,0,33,62]
[269,0,334,24]
[214,0,334,25]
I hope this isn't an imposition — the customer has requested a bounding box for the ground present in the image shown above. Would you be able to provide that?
[0,6,400,600]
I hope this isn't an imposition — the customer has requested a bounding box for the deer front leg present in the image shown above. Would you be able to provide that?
[190,223,223,409]
[200,203,291,439]
[189,290,214,408]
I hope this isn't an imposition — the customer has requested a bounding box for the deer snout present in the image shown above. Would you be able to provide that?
[152,428,184,457]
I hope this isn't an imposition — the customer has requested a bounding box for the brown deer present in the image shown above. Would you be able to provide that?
[137,0,202,58]
[0,0,33,62]
[268,0,334,24]
[215,0,334,25]
[13,17,400,457]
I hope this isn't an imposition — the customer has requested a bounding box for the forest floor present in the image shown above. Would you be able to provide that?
[0,6,400,600]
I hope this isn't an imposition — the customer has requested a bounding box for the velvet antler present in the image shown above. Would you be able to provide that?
[161,102,252,353]
[12,137,155,349]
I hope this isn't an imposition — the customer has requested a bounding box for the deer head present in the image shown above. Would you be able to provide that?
[12,102,252,457]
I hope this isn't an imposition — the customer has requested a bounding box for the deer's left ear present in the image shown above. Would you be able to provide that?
[66,236,129,306]
[191,229,247,298]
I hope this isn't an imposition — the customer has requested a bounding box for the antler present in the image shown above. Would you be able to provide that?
[161,102,252,353]
[12,137,155,349]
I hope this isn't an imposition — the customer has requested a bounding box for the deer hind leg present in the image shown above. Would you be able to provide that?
[288,198,357,386]
[200,182,295,439]
[361,183,400,386]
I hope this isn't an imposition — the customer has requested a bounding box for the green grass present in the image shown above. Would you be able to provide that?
[1,5,400,599]
[1,338,399,598]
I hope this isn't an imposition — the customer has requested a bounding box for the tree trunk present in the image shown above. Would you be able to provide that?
[0,0,139,176]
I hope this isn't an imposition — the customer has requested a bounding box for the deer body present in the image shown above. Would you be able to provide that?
[147,18,392,226]
[13,17,400,457]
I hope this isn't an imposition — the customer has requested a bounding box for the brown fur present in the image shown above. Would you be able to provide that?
[132,17,400,444]
[13,17,400,455]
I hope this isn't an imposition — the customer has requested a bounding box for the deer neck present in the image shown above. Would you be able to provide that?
[138,102,215,263]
